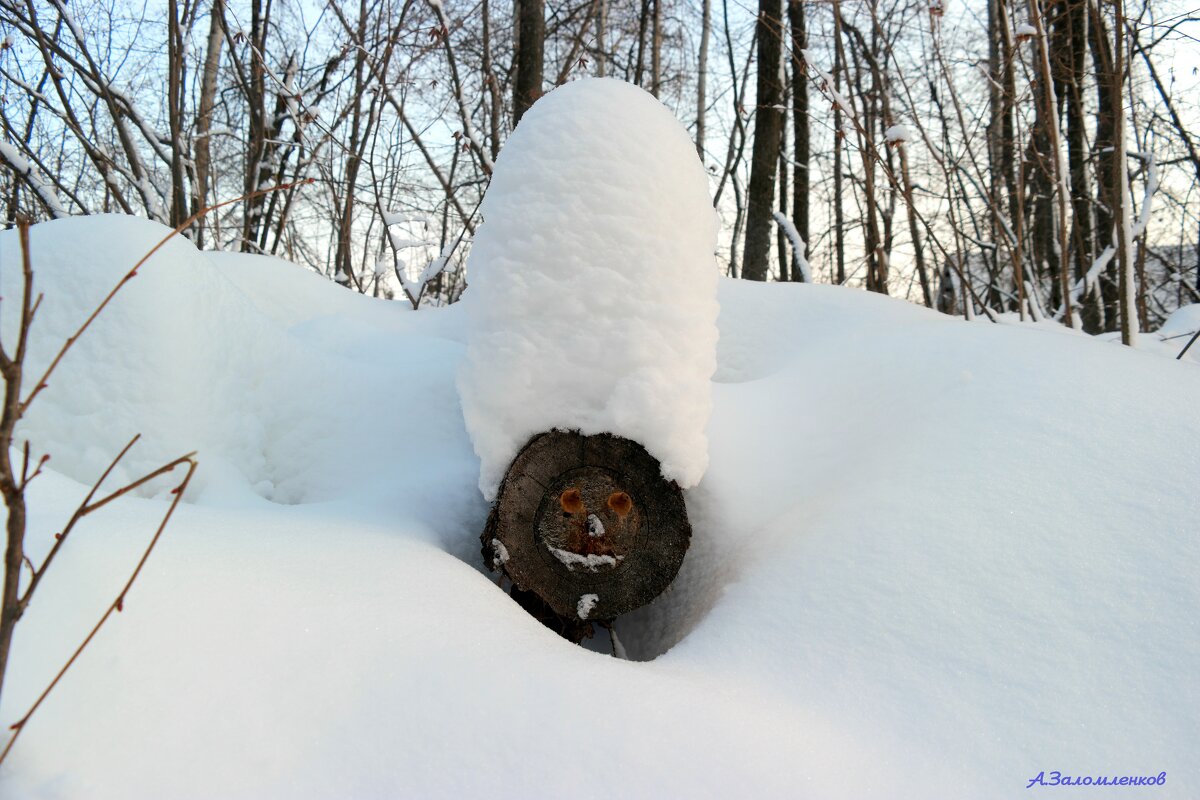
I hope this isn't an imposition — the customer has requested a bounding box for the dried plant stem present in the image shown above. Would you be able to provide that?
[0,179,310,765]
[0,456,197,766]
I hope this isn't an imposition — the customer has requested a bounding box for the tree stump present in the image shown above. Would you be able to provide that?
[481,430,691,641]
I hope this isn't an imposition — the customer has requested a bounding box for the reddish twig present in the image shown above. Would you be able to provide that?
[16,435,141,615]
[0,455,197,766]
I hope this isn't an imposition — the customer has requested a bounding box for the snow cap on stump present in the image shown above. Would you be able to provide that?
[458,77,720,501]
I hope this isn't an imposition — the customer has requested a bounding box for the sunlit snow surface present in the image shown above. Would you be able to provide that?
[1,216,1198,798]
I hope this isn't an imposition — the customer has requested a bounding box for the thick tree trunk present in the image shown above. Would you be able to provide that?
[1090,2,1120,331]
[595,0,607,77]
[988,0,1021,308]
[1060,0,1100,331]
[777,107,789,282]
[240,0,271,251]
[787,0,809,281]
[740,0,784,282]
[513,0,545,125]
[1027,0,1073,324]
[193,0,224,247]
[1110,0,1137,346]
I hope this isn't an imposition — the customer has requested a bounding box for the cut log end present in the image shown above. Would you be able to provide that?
[482,430,691,639]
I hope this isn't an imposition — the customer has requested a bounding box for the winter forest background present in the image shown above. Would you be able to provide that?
[2,0,1198,337]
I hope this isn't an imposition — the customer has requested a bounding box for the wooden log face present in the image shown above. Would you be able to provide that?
[537,468,642,574]
[484,430,692,624]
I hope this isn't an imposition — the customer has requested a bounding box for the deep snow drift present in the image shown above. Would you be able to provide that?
[0,216,1198,799]
[458,78,720,500]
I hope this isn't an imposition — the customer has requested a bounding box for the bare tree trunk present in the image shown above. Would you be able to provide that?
[832,36,846,285]
[482,0,501,160]
[777,90,789,281]
[240,0,270,251]
[634,0,650,87]
[835,2,885,293]
[651,0,662,97]
[1111,0,1136,345]
[166,1,189,230]
[1061,0,1100,331]
[787,0,809,281]
[1028,0,1073,325]
[696,0,711,159]
[988,0,1020,309]
[1090,1,1119,330]
[595,0,607,77]
[514,0,545,125]
[899,144,930,305]
[740,0,784,281]
[193,0,224,247]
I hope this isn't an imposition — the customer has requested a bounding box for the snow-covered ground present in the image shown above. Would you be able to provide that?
[0,215,1198,798]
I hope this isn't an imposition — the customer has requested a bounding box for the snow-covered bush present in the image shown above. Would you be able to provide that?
[457,78,720,500]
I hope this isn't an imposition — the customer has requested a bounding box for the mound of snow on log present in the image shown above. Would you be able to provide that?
[457,78,720,500]
[1,216,1199,799]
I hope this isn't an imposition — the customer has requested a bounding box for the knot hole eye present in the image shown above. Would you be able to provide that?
[607,491,632,517]
[559,488,584,515]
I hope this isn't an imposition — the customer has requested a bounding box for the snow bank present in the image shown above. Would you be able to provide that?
[457,77,720,500]
[2,217,1199,798]
[0,215,475,510]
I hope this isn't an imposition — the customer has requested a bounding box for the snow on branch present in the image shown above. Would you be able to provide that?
[772,212,811,282]
[1130,150,1158,240]
[800,48,855,119]
[0,141,69,218]
[1061,150,1158,316]
[884,124,911,146]
[394,241,453,307]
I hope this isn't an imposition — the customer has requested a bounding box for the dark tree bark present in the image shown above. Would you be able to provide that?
[193,0,225,247]
[166,1,189,230]
[777,120,789,282]
[696,0,711,158]
[787,0,809,281]
[1025,100,1056,307]
[741,0,784,282]
[513,0,545,125]
[988,0,1021,308]
[1110,0,1136,345]
[1059,0,1100,331]
[1027,0,1072,324]
[832,37,846,285]
[651,0,662,96]
[240,0,270,252]
[634,0,650,86]
[1090,2,1120,331]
